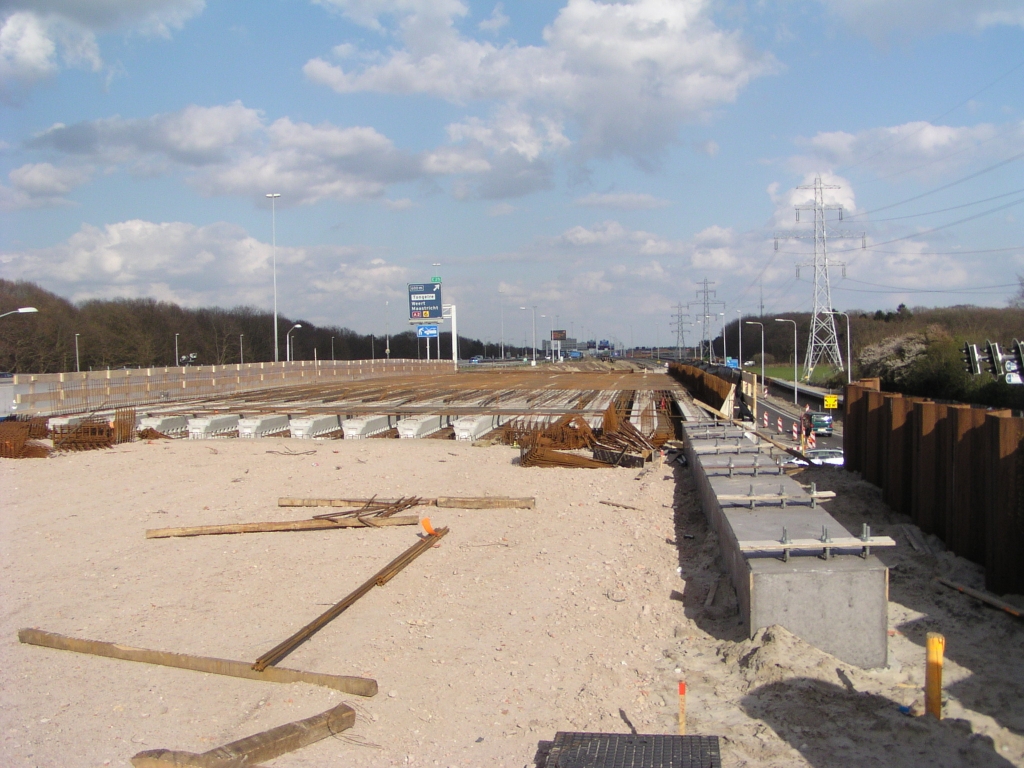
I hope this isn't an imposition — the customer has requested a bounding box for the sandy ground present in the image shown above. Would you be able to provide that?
[2,436,1023,767]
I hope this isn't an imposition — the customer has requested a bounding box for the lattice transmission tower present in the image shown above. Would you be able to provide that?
[671,304,690,361]
[688,278,724,364]
[775,176,864,380]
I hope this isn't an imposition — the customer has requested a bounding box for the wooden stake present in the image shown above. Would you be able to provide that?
[678,681,687,735]
[146,515,418,539]
[18,629,376,696]
[132,702,355,767]
[925,632,944,719]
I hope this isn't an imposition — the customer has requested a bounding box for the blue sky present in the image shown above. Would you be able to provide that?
[1,0,1022,348]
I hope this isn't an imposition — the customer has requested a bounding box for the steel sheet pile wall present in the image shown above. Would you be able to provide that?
[667,363,734,414]
[681,409,889,668]
[844,381,1024,594]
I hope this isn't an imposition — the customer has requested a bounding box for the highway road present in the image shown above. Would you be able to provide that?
[754,397,844,453]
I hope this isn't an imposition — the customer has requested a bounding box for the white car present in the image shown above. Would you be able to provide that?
[785,448,845,467]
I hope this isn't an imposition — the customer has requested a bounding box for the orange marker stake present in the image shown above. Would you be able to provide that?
[925,632,945,719]
[678,681,687,735]
[421,517,437,536]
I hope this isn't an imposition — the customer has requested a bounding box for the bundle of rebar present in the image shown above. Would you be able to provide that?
[52,417,114,452]
[251,527,449,671]
[520,444,611,469]
[0,421,30,459]
[311,495,426,526]
[113,407,136,445]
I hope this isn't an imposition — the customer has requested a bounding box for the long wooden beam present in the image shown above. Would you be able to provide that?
[146,515,419,539]
[278,496,534,509]
[132,702,355,767]
[18,629,376,696]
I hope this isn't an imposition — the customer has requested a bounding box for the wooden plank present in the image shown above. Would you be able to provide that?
[737,536,896,552]
[17,629,377,696]
[132,702,355,767]
[146,515,419,539]
[435,496,535,509]
[935,577,1022,619]
[278,496,535,509]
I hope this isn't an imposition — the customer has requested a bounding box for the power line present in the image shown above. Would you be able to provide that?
[837,278,1017,294]
[859,186,1024,223]
[847,149,1024,219]
[775,245,1022,256]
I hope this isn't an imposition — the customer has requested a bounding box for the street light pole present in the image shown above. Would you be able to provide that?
[719,312,726,364]
[286,323,302,362]
[331,336,335,361]
[499,287,505,360]
[736,309,743,371]
[0,306,37,320]
[774,318,798,404]
[239,334,244,365]
[519,306,536,363]
[385,300,390,359]
[745,321,764,391]
[266,192,281,363]
[174,333,180,367]
[829,311,852,384]
[431,262,441,359]
[75,333,81,372]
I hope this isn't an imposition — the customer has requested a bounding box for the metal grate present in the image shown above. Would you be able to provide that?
[543,732,721,768]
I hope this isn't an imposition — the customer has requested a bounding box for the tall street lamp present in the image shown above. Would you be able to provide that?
[774,318,798,404]
[829,310,853,384]
[519,306,536,363]
[719,312,727,364]
[174,333,180,367]
[286,323,302,362]
[499,287,505,360]
[0,306,37,320]
[239,334,244,365]
[736,309,743,371]
[266,192,281,363]
[745,321,764,390]
[432,262,441,359]
[74,332,81,373]
[385,300,390,359]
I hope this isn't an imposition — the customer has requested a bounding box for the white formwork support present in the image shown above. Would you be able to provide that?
[397,414,448,439]
[453,414,502,441]
[138,415,188,436]
[238,413,291,438]
[187,414,240,439]
[342,414,396,439]
[290,414,340,439]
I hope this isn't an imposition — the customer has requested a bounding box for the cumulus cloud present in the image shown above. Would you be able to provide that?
[814,0,1024,38]
[304,0,774,162]
[0,2,204,101]
[791,120,1024,181]
[27,102,426,205]
[574,192,670,210]
[0,218,411,324]
[0,161,92,209]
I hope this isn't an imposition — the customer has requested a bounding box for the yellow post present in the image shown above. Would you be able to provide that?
[925,632,945,719]
[678,681,687,735]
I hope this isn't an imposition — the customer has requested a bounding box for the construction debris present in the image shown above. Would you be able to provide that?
[132,702,355,768]
[0,420,49,458]
[52,416,115,452]
[935,577,1023,618]
[251,526,450,672]
[18,628,377,695]
[520,445,612,469]
[146,514,419,539]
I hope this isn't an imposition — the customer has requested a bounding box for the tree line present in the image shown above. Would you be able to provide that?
[0,279,525,374]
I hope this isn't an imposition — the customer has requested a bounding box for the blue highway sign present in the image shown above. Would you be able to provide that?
[416,325,439,338]
[409,283,442,319]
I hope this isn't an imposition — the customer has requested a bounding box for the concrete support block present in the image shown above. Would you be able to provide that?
[397,414,447,439]
[342,414,396,439]
[289,414,340,439]
[187,414,239,439]
[238,414,291,438]
[453,414,502,441]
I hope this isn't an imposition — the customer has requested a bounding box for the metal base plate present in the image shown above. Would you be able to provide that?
[540,732,721,768]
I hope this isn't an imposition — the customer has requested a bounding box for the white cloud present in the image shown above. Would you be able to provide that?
[792,121,1021,181]
[0,218,411,323]
[574,192,670,210]
[487,202,515,216]
[0,162,92,209]
[305,0,774,161]
[814,0,1024,38]
[0,2,203,101]
[478,3,509,33]
[28,103,425,205]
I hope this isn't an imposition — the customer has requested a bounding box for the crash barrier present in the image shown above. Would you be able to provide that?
[681,412,889,668]
[9,359,456,417]
[844,380,1024,594]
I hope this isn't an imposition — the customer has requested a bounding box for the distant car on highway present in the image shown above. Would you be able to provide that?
[469,355,483,364]
[786,448,844,467]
